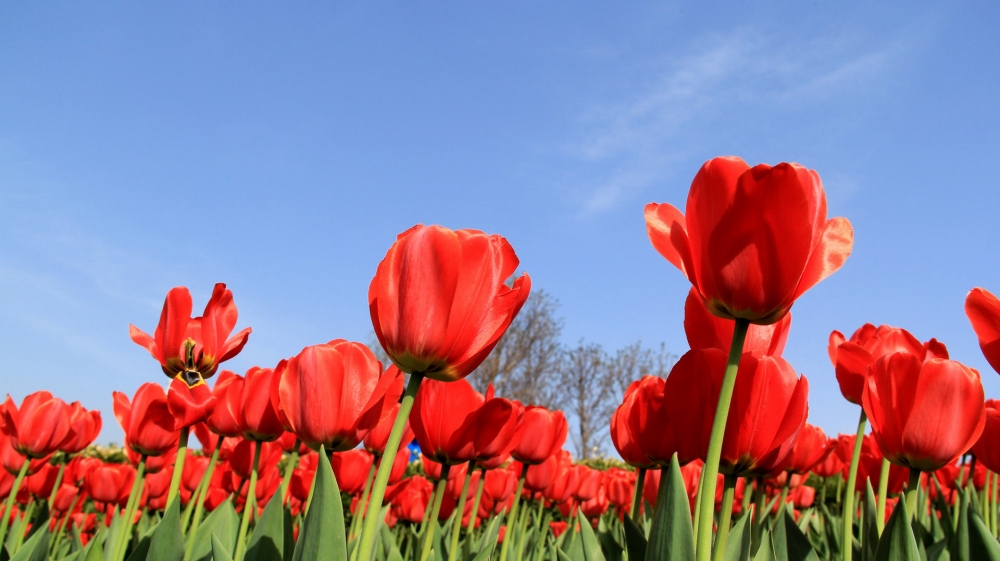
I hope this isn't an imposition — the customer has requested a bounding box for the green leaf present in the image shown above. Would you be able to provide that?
[145,497,184,561]
[862,478,880,561]
[622,516,647,561]
[190,500,240,561]
[8,525,48,561]
[122,529,153,561]
[770,508,818,561]
[24,502,48,541]
[245,491,286,561]
[282,506,295,561]
[873,495,921,561]
[212,533,235,561]
[103,511,123,561]
[754,531,777,561]
[379,522,404,561]
[291,448,346,561]
[597,528,622,561]
[722,509,751,561]
[576,511,606,561]
[926,540,950,561]
[967,507,1000,561]
[82,530,105,561]
[949,488,972,561]
[644,455,694,561]
[471,514,502,561]
[820,504,841,559]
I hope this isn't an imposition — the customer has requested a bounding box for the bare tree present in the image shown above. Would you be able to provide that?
[607,341,677,395]
[557,342,616,460]
[366,333,390,366]
[467,290,562,408]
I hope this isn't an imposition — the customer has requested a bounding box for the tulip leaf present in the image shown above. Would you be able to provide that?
[644,455,694,561]
[190,500,239,561]
[770,507,818,561]
[103,511,123,561]
[622,516,647,561]
[379,521,404,561]
[925,540,949,561]
[575,511,606,561]
[24,502,48,542]
[8,525,48,561]
[291,447,346,561]
[874,495,920,561]
[966,500,1000,560]
[282,506,295,561]
[471,514,502,561]
[212,534,235,561]
[754,531,777,561]
[145,497,183,561]
[245,490,286,561]
[82,530,105,561]
[723,508,751,561]
[861,478,880,561]
[948,488,972,561]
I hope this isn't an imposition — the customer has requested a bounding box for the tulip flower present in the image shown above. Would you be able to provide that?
[228,366,285,442]
[59,404,102,455]
[113,384,179,457]
[810,438,846,479]
[783,423,830,474]
[84,463,135,505]
[541,452,578,504]
[966,287,1000,375]
[277,341,400,451]
[611,379,656,469]
[166,377,216,431]
[0,391,76,459]
[523,455,559,493]
[129,283,251,382]
[363,402,414,457]
[511,406,567,465]
[864,354,985,473]
[684,288,791,358]
[971,399,1000,473]
[572,465,604,502]
[330,449,374,496]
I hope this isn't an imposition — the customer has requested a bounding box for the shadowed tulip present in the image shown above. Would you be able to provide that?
[864,353,985,472]
[645,157,853,324]
[611,379,656,469]
[364,401,414,457]
[331,449,374,495]
[684,288,791,357]
[810,438,846,479]
[966,288,1000,375]
[369,225,531,381]
[783,423,830,474]
[113,383,179,456]
[972,399,1000,473]
[0,391,76,458]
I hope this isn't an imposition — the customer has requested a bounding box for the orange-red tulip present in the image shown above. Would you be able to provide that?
[369,225,531,381]
[113,383,179,456]
[645,157,853,324]
[0,391,76,458]
[129,283,251,381]
[277,341,400,451]
[966,287,1000,375]
[863,353,985,471]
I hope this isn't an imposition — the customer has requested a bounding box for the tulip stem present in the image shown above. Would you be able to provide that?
[695,315,749,561]
[448,461,475,561]
[876,458,890,534]
[904,469,921,523]
[281,439,301,506]
[234,441,262,561]
[185,438,224,561]
[114,456,147,561]
[779,472,791,510]
[712,474,738,561]
[167,427,190,509]
[631,468,646,522]
[357,372,424,561]
[498,468,527,561]
[0,458,29,550]
[353,462,377,539]
[751,477,764,555]
[841,409,867,561]
[420,464,450,561]
[465,467,485,536]
[47,459,68,508]
[50,492,80,556]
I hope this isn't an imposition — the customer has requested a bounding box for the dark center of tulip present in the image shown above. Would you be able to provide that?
[180,369,201,387]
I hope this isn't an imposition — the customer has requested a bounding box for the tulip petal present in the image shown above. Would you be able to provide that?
[966,287,1000,374]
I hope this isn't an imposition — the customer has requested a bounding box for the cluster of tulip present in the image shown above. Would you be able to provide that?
[4,156,1000,561]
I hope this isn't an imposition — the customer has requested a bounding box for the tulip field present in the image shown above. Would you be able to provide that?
[5,156,1000,561]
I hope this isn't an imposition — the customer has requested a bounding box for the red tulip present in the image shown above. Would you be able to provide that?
[810,439,846,478]
[853,435,908,494]
[611,379,655,469]
[228,366,284,442]
[541,451,578,503]
[510,406,567,465]
[52,484,77,512]
[606,471,633,509]
[129,283,252,381]
[483,467,518,505]
[863,353,985,472]
[369,225,531,381]
[572,465,604,502]
[144,465,173,502]
[113,383,179,456]
[0,391,76,458]
[385,446,411,486]
[580,486,608,519]
[783,423,830,474]
[230,439,282,479]
[550,521,568,538]
[330,449,374,496]
[84,463,135,505]
[972,399,1000,473]
[204,371,243,438]
[277,341,400,451]
[60,404,102,454]
[684,288,791,357]
[828,324,946,405]
[390,476,433,523]
[364,402,414,457]
[182,453,209,492]
[412,379,519,465]
[645,157,853,324]
[166,377,216,430]
[129,445,176,473]
[25,463,60,498]
[523,454,559,493]
[966,288,1000,375]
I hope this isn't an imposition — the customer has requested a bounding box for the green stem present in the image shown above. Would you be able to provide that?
[0,458,29,549]
[631,468,646,522]
[47,460,68,508]
[876,457,890,534]
[167,427,190,509]
[514,497,532,561]
[349,463,378,561]
[993,472,998,538]
[357,373,424,561]
[692,472,705,553]
[498,468,527,561]
[185,438,223,560]
[695,318,748,561]
[420,464,450,561]
[712,475,738,561]
[11,500,35,553]
[281,439,301,505]
[778,472,790,511]
[904,469,921,523]
[465,467,485,536]
[233,441,262,561]
[448,461,475,561]
[751,478,764,554]
[841,409,867,561]
[114,456,147,561]
[50,492,80,555]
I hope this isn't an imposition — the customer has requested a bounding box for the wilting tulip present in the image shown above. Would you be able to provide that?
[645,157,853,324]
[783,423,830,474]
[684,288,791,357]
[966,288,1000,375]
[828,324,946,405]
[511,406,567,465]
[331,449,374,496]
[972,400,1000,473]
[864,353,985,472]
[113,383,179,456]
[0,391,76,459]
[60,404,102,454]
[228,366,285,442]
[277,341,400,451]
[129,283,251,381]
[369,225,531,381]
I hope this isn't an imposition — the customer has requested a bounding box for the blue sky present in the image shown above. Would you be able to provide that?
[2,2,998,448]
